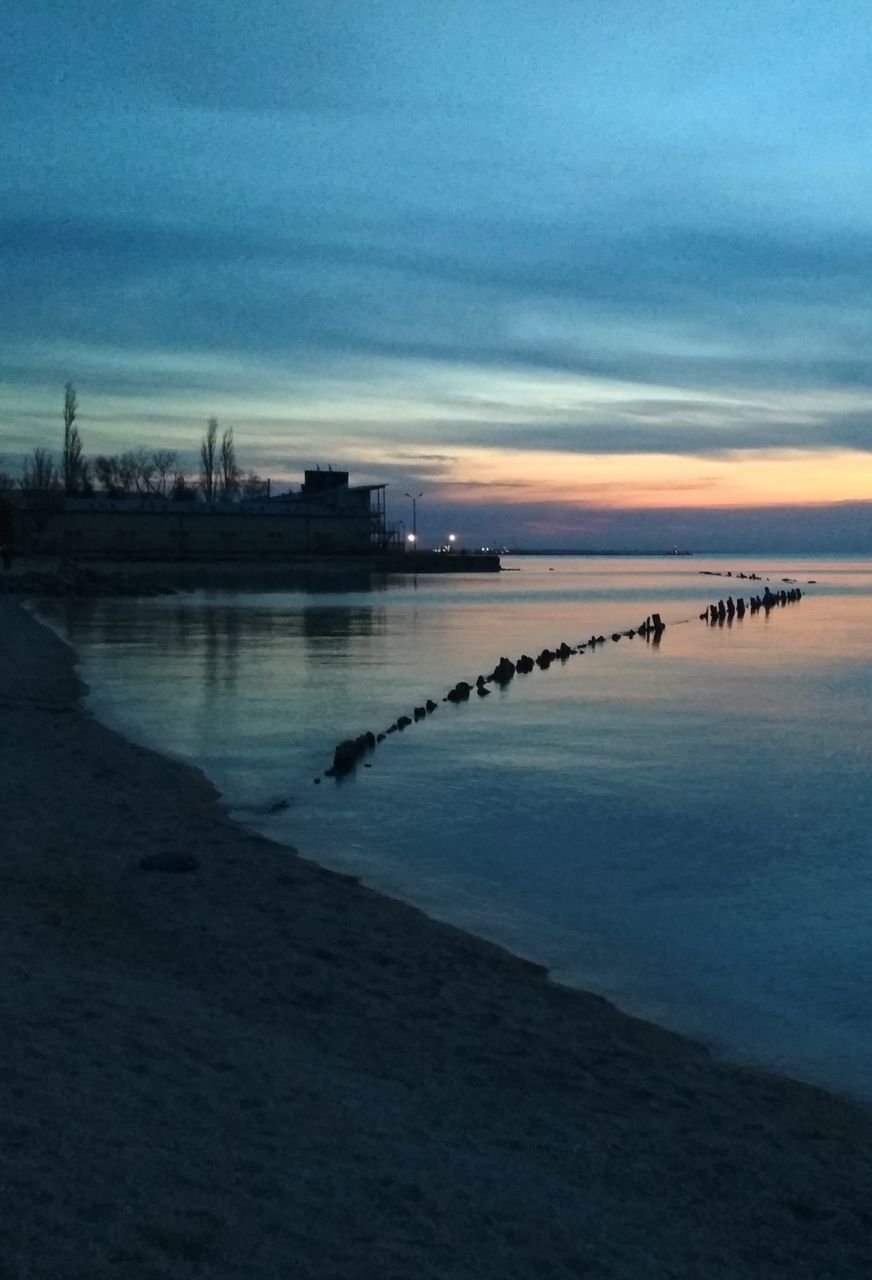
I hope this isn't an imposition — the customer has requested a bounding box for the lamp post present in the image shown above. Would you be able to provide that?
[447,533,456,552]
[404,491,423,550]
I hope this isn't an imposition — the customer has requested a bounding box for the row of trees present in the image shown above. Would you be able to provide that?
[6,388,268,501]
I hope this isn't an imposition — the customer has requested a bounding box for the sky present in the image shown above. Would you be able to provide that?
[2,0,872,550]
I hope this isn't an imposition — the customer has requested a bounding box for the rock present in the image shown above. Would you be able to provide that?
[425,699,438,713]
[446,681,472,703]
[326,731,376,777]
[611,633,621,642]
[413,706,426,721]
[516,654,534,673]
[397,715,412,729]
[477,685,491,696]
[139,853,199,873]
[492,656,516,684]
[557,643,573,659]
[536,649,552,669]
[327,738,363,776]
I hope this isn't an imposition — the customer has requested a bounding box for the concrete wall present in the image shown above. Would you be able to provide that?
[0,496,376,560]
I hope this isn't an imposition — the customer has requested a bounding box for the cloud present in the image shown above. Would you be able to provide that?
[5,3,872,546]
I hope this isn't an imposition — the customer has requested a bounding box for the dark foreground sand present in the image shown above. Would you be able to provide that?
[3,598,872,1279]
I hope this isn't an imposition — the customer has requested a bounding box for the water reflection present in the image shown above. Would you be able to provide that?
[50,594,390,694]
[301,604,383,647]
[202,605,242,690]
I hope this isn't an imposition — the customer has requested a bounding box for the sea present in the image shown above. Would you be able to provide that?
[36,554,872,1102]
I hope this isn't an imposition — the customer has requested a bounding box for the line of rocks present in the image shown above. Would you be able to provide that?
[700,586,802,624]
[319,613,667,781]
[699,570,766,580]
[699,569,817,585]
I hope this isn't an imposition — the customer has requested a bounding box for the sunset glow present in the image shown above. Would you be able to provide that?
[422,446,872,510]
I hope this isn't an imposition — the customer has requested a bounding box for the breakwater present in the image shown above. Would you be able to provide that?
[319,582,807,781]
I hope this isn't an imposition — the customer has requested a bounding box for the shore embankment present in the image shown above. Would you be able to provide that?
[4,597,872,1278]
[0,551,500,597]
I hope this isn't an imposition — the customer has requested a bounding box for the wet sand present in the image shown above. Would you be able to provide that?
[3,596,872,1278]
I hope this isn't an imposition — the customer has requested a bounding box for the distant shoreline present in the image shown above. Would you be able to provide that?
[508,548,693,557]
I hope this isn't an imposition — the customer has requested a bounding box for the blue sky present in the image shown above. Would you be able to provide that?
[2,0,872,548]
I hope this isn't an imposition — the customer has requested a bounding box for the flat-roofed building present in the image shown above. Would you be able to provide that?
[0,469,394,561]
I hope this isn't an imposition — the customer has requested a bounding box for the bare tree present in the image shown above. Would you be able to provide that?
[125,447,155,494]
[219,427,240,498]
[118,451,140,494]
[61,381,85,494]
[200,418,219,502]
[95,454,123,495]
[172,472,194,501]
[79,456,94,495]
[21,448,61,491]
[242,469,268,498]
[152,448,178,496]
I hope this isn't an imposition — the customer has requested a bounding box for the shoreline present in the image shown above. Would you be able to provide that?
[0,552,501,598]
[5,597,872,1277]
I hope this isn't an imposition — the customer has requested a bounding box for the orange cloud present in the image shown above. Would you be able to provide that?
[427,446,872,509]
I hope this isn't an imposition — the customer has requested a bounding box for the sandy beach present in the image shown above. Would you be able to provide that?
[3,596,872,1279]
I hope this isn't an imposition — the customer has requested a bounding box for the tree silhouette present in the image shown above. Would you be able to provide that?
[61,381,84,494]
[200,418,218,501]
[219,427,240,497]
[22,448,61,491]
[152,448,178,496]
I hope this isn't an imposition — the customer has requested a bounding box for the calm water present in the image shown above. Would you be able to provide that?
[38,555,872,1100]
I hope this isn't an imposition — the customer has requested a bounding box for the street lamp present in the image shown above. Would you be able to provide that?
[404,491,423,549]
[447,533,456,551]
